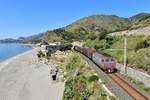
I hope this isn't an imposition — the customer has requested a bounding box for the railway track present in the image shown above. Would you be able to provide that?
[79,53,148,100]
[109,74,148,100]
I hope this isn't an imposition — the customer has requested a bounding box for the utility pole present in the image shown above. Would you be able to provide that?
[124,34,127,74]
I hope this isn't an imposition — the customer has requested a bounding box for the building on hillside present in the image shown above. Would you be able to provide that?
[45,45,61,53]
[49,42,61,46]
[72,41,83,49]
[45,43,72,54]
[35,43,41,47]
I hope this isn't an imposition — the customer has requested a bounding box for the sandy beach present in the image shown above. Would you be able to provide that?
[0,48,65,100]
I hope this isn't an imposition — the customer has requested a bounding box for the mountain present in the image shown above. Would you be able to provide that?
[0,33,45,44]
[129,13,150,22]
[37,13,150,43]
[46,13,150,42]
[17,33,45,44]
[129,13,150,29]
[1,13,150,43]
[65,15,129,34]
[0,38,19,43]
[42,15,130,43]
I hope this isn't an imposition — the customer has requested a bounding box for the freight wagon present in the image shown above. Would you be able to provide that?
[74,46,116,73]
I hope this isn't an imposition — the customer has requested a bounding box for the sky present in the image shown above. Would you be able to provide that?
[0,0,150,39]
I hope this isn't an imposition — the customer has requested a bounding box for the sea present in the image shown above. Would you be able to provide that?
[0,43,32,62]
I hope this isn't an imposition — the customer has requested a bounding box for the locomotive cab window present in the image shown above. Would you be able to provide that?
[105,59,109,62]
[111,59,114,61]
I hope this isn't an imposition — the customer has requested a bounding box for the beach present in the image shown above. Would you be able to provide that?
[0,48,65,100]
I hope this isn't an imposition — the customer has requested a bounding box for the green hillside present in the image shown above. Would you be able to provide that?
[65,15,129,34]
[39,13,150,74]
[85,35,150,74]
[7,13,149,44]
[43,13,150,43]
[129,13,150,29]
[15,13,150,74]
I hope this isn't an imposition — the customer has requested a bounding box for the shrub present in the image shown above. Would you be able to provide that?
[128,48,150,73]
[61,52,108,100]
[135,41,144,51]
[63,79,74,100]
[37,50,45,59]
[109,96,117,100]
[46,50,52,57]
[88,75,99,82]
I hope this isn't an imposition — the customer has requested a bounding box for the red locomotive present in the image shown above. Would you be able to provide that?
[74,46,116,73]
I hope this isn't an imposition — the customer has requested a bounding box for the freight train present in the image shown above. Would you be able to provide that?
[74,46,116,73]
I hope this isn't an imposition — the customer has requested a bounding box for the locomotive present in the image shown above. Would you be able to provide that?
[74,46,116,73]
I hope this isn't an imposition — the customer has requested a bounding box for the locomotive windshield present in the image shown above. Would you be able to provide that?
[105,58,114,62]
[111,58,114,61]
[106,59,109,62]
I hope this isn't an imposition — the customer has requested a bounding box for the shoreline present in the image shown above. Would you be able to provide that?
[0,47,64,100]
[0,48,33,72]
[0,43,34,63]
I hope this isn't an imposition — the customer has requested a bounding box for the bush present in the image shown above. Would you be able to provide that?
[88,75,99,82]
[42,40,49,45]
[98,31,107,40]
[128,48,150,73]
[109,96,117,100]
[61,52,107,100]
[46,50,52,57]
[63,79,74,100]
[37,50,45,59]
[65,55,81,71]
[135,41,145,51]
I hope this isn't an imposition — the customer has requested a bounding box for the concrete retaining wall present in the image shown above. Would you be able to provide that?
[117,63,150,87]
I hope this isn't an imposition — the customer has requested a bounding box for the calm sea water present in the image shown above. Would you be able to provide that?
[0,43,32,62]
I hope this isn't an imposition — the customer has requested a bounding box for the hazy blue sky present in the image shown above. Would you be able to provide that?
[0,0,150,39]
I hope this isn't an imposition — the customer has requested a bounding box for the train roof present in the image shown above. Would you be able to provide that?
[95,51,112,57]
[75,46,112,58]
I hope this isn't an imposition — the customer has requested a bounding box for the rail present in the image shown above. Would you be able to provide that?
[109,74,148,100]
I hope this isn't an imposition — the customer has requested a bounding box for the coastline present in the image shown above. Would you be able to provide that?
[0,43,33,63]
[0,47,65,100]
[0,48,33,72]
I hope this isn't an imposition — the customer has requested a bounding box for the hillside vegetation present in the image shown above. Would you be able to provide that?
[85,35,150,74]
[65,15,129,34]
[42,13,150,43]
[41,13,150,74]
[1,12,150,44]
[129,13,150,29]
[50,52,113,100]
[35,13,150,99]
[13,13,150,74]
[2,13,150,44]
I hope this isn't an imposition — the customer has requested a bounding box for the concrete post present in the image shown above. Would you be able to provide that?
[124,36,127,74]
